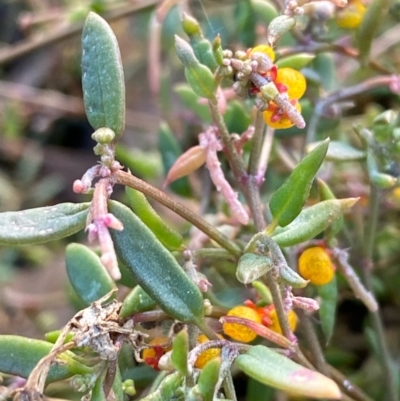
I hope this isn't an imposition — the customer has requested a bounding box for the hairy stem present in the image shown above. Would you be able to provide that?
[114,170,241,256]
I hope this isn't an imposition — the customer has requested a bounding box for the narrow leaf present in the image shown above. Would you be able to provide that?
[196,357,221,401]
[306,140,366,162]
[126,187,183,251]
[272,198,358,247]
[269,139,329,227]
[318,276,338,344]
[275,53,315,70]
[82,12,125,139]
[66,243,116,306]
[235,345,341,399]
[356,0,391,64]
[109,201,204,325]
[0,203,89,245]
[120,285,157,318]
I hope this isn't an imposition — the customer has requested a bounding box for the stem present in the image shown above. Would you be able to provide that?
[299,312,329,376]
[114,170,241,256]
[362,186,398,401]
[223,374,238,401]
[329,365,375,401]
[248,111,266,176]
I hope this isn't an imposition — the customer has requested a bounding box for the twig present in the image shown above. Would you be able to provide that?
[114,170,242,256]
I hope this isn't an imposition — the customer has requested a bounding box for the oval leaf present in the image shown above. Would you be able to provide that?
[235,345,341,399]
[82,12,125,139]
[109,201,204,325]
[275,53,315,70]
[236,253,274,284]
[0,335,91,383]
[272,198,358,247]
[269,139,329,227]
[0,203,89,245]
[66,243,116,306]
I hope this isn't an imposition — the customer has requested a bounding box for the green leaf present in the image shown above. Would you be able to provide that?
[356,0,391,64]
[224,100,252,135]
[171,329,189,376]
[92,375,107,401]
[141,372,183,401]
[82,12,125,140]
[0,202,89,245]
[252,0,278,26]
[236,253,274,284]
[195,357,221,401]
[175,35,216,99]
[234,0,256,47]
[65,243,116,306]
[306,140,366,162]
[109,201,204,325]
[317,179,344,238]
[269,139,329,227]
[158,122,191,197]
[125,187,183,251]
[174,84,211,123]
[235,345,341,399]
[275,53,315,70]
[0,335,91,383]
[120,285,157,318]
[272,198,358,247]
[318,276,338,344]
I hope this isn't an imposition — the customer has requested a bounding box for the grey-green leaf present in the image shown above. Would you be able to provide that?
[0,335,91,383]
[235,345,341,399]
[66,243,116,306]
[0,202,89,245]
[82,12,125,140]
[109,201,204,325]
[269,139,329,227]
[272,198,358,247]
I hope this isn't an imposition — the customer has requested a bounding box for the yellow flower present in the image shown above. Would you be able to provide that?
[142,337,171,370]
[268,307,298,335]
[263,100,302,129]
[249,44,276,62]
[222,305,262,343]
[298,246,335,285]
[335,0,366,29]
[275,68,307,99]
[194,334,223,369]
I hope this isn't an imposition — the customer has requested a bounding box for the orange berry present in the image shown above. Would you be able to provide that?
[275,68,307,99]
[222,305,262,343]
[268,307,298,335]
[142,337,172,370]
[335,0,366,29]
[263,100,302,129]
[194,334,223,369]
[249,45,276,62]
[298,246,335,286]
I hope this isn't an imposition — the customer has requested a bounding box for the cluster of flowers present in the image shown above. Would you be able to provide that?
[248,45,307,129]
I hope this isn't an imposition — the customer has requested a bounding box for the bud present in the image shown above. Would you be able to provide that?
[91,127,115,144]
[182,13,201,36]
